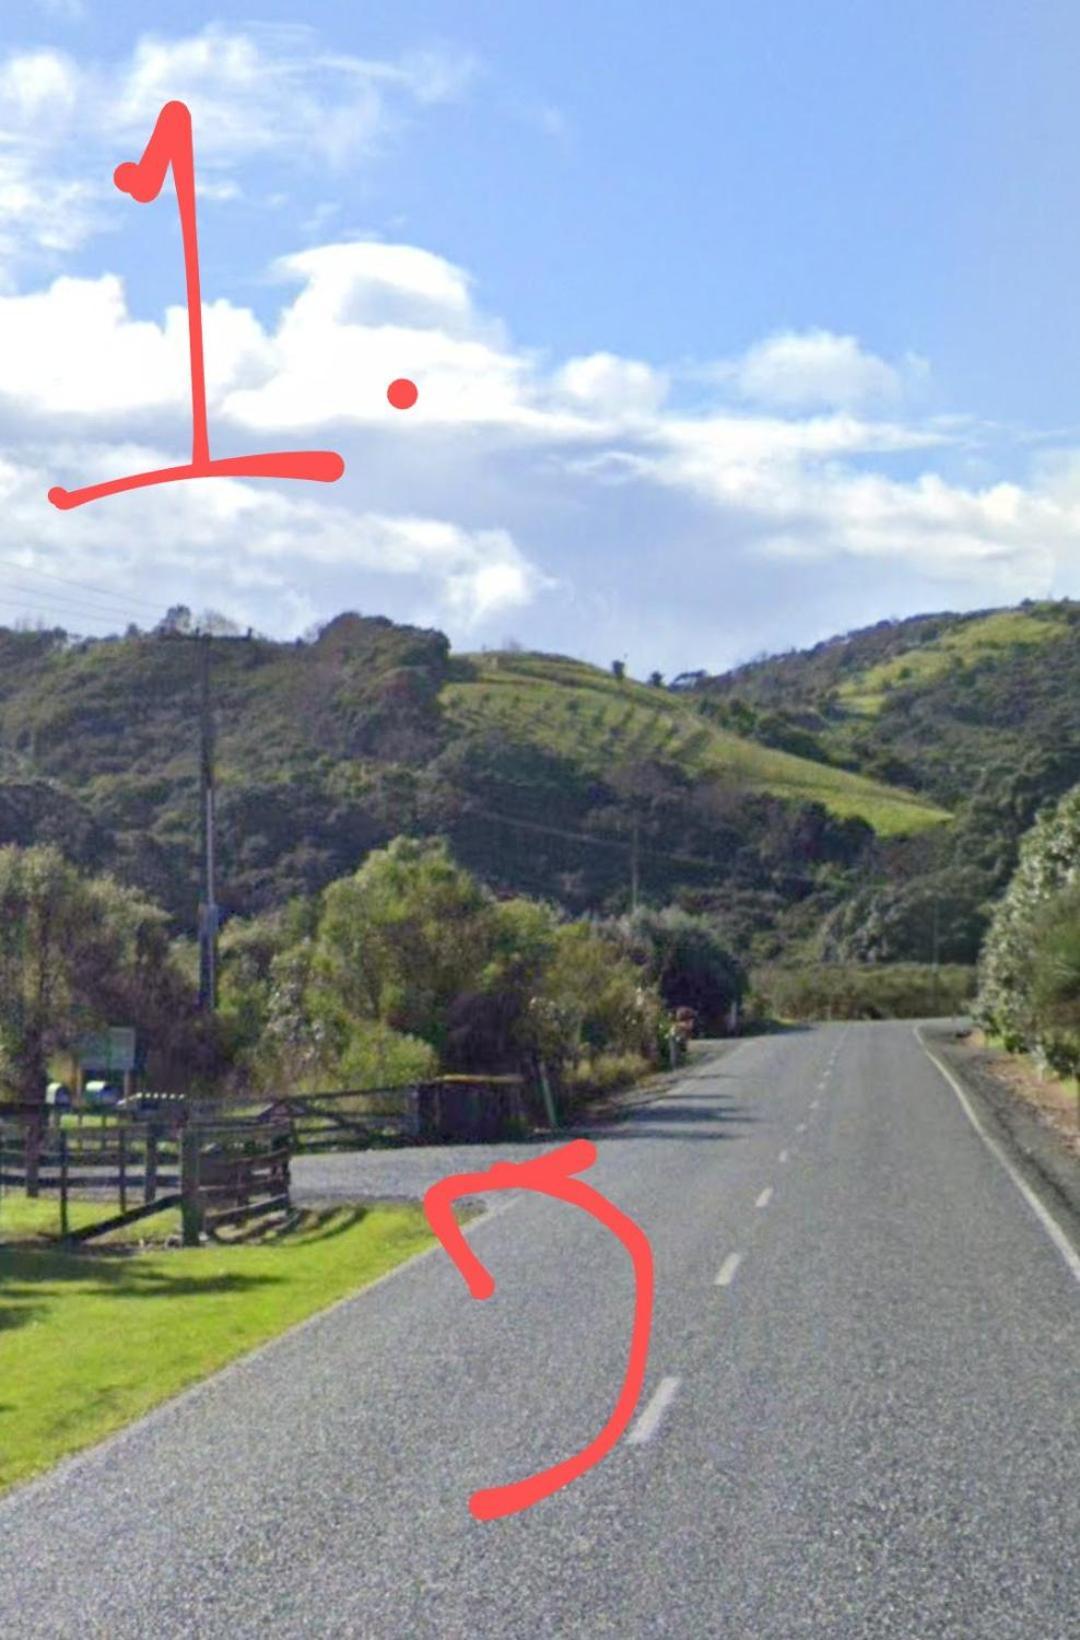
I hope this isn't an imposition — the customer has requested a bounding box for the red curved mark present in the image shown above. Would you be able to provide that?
[47,100,345,510]
[423,1139,653,1521]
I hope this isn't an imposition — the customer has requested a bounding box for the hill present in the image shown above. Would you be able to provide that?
[696,598,1080,964]
[698,598,1080,807]
[442,652,947,835]
[0,613,945,954]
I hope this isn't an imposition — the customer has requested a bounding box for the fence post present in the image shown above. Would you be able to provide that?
[59,1130,69,1240]
[538,1061,558,1130]
[180,1127,203,1247]
[25,1112,43,1199]
[144,1123,159,1205]
[118,1125,127,1215]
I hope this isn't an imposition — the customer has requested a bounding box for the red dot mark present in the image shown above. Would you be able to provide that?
[387,378,418,410]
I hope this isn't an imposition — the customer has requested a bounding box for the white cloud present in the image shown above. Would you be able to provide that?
[718,328,929,411]
[1,230,1078,664]
[0,26,477,262]
[0,440,548,634]
[552,352,668,417]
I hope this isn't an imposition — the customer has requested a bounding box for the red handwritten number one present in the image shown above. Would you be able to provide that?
[47,100,349,510]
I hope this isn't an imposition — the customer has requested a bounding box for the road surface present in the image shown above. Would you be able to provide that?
[2,1022,1078,1638]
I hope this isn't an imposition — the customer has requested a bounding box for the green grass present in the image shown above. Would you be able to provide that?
[0,1189,181,1243]
[0,1193,446,1495]
[444,652,950,837]
[835,608,1070,716]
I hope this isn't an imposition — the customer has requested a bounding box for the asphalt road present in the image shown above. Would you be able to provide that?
[2,1022,1079,1638]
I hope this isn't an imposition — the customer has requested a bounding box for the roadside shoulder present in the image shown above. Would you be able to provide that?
[919,1022,1080,1249]
[569,1037,745,1128]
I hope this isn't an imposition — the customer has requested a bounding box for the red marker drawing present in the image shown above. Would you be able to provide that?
[423,1138,654,1521]
[48,101,417,511]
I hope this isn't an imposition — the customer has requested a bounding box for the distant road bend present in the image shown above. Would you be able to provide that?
[2,1021,1078,1638]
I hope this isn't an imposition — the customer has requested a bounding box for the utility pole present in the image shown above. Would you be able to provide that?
[630,812,640,915]
[197,631,219,1012]
[930,891,941,1020]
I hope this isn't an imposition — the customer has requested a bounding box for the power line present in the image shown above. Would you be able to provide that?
[0,585,146,629]
[465,804,727,873]
[0,556,167,617]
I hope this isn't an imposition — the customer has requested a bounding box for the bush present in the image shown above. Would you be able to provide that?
[338,1020,438,1088]
[614,908,745,1031]
[752,962,976,1021]
[1025,883,1080,1076]
[563,1050,651,1102]
[977,783,1080,1053]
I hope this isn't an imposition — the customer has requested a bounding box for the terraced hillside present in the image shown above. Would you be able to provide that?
[443,652,949,837]
[699,598,1080,809]
[0,614,949,952]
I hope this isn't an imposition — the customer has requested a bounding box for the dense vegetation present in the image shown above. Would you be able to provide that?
[0,611,944,968]
[976,783,1080,1077]
[699,599,1080,966]
[751,962,976,1023]
[0,838,746,1107]
[8,593,1080,1058]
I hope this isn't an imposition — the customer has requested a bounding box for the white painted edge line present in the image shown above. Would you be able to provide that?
[913,1024,1080,1288]
[755,1186,773,1208]
[627,1375,680,1445]
[778,1148,790,1163]
[715,1251,742,1287]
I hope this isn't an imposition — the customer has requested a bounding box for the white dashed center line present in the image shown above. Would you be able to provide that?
[755,1186,773,1208]
[796,1121,807,1133]
[627,1376,680,1445]
[715,1252,742,1287]
[778,1148,789,1163]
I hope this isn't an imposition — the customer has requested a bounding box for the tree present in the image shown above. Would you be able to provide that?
[977,782,1080,1052]
[1028,883,1080,1076]
[311,837,500,1056]
[648,671,664,688]
[617,908,746,1031]
[156,604,192,635]
[0,845,199,1101]
[611,659,626,682]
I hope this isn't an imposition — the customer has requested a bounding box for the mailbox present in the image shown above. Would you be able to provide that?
[84,1079,120,1109]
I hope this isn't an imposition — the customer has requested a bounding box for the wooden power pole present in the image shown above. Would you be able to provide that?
[630,813,640,915]
[197,632,219,1012]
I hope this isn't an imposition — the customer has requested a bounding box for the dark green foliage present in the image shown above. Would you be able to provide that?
[616,909,746,1031]
[751,962,976,1021]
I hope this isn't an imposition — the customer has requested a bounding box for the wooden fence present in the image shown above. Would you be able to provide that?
[183,1117,291,1243]
[261,1076,528,1149]
[0,1108,291,1245]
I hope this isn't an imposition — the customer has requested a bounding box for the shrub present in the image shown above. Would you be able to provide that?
[752,962,976,1021]
[976,783,1080,1052]
[563,1050,651,1102]
[338,1020,438,1088]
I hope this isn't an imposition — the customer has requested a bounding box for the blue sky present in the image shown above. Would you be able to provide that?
[2,1,1080,676]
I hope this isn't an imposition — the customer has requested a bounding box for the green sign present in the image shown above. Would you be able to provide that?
[78,1026,137,1074]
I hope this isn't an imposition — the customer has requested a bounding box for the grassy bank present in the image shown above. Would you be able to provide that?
[0,1196,444,1496]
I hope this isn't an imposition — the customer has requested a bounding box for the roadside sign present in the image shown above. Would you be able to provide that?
[78,1027,137,1074]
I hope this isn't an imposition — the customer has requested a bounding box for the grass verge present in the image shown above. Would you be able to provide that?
[0,1194,445,1496]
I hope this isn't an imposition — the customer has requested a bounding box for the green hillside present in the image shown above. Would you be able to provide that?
[0,613,947,963]
[695,597,1080,966]
[700,598,1080,803]
[443,652,948,837]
